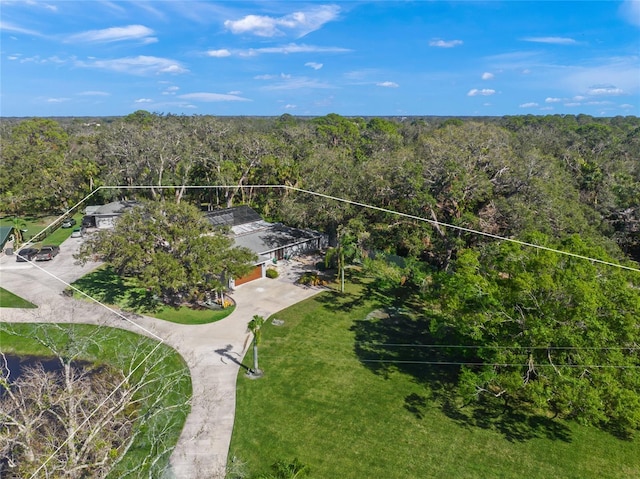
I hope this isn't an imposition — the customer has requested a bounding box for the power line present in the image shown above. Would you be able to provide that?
[356,343,640,351]
[93,184,640,273]
[268,355,640,369]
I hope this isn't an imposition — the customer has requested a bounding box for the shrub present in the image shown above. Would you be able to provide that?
[298,272,326,286]
[266,268,279,279]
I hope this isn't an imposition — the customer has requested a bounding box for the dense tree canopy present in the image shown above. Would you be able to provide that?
[429,234,640,435]
[3,112,639,433]
[76,200,256,305]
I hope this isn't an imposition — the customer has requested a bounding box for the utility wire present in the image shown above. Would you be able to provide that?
[95,184,640,273]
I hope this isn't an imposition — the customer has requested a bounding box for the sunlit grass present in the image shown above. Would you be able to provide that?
[0,287,37,308]
[230,277,640,478]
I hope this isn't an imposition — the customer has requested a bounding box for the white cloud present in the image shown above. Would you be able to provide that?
[228,90,242,95]
[429,39,463,48]
[564,102,581,107]
[586,85,624,96]
[481,72,494,80]
[254,73,291,80]
[0,21,45,37]
[377,81,399,88]
[162,86,180,95]
[77,56,188,75]
[224,5,340,38]
[620,103,635,109]
[619,0,640,27]
[135,98,153,103]
[284,104,297,109]
[46,97,69,103]
[522,36,578,45]
[207,49,231,58]
[467,88,495,96]
[79,91,109,96]
[238,43,350,56]
[68,25,157,44]
[179,92,251,102]
[563,57,639,97]
[305,62,323,70]
[519,102,539,108]
[545,97,562,103]
[261,77,334,91]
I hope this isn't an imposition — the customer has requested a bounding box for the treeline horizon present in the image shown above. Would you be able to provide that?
[1,111,639,264]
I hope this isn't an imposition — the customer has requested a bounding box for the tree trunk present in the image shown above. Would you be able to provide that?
[252,341,259,373]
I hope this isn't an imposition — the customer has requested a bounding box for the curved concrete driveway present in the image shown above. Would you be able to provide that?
[0,238,323,478]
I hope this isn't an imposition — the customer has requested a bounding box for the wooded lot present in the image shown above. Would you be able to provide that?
[1,112,639,434]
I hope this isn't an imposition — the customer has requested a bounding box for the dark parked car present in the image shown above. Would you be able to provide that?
[35,245,60,261]
[61,218,77,228]
[16,247,39,262]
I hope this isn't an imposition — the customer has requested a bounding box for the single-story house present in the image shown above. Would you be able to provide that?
[83,200,138,229]
[205,206,327,286]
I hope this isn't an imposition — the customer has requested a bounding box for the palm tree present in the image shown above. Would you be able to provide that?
[247,315,265,375]
[324,225,364,293]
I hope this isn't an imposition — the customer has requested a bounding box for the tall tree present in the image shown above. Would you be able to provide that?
[431,234,640,435]
[76,200,256,306]
[0,118,73,214]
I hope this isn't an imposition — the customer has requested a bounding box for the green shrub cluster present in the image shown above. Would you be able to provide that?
[266,268,279,279]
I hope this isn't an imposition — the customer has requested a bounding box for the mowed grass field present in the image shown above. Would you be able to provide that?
[230,279,640,478]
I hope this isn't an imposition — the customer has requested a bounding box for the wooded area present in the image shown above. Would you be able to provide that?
[2,112,639,434]
[2,112,638,262]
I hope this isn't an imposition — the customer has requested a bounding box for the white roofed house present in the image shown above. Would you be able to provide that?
[205,206,327,287]
[83,200,139,229]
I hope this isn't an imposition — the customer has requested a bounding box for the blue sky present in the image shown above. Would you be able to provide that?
[1,1,639,117]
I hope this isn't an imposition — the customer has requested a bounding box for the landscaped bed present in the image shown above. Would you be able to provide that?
[229,276,640,478]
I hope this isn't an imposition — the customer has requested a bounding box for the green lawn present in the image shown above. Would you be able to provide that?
[0,287,37,308]
[0,323,191,478]
[70,266,235,324]
[229,279,640,478]
[1,213,82,247]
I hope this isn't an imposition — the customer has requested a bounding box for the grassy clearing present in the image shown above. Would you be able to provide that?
[0,322,192,478]
[229,277,640,478]
[0,287,37,308]
[70,266,234,324]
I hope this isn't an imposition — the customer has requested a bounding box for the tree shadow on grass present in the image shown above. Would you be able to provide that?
[71,267,128,305]
[125,288,160,313]
[315,275,407,314]
[352,309,572,443]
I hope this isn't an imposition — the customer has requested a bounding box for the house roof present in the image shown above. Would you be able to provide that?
[0,226,15,249]
[206,206,324,256]
[232,223,323,255]
[86,200,138,216]
[204,205,263,227]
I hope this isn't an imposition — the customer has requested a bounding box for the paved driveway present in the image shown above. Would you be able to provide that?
[0,238,324,478]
